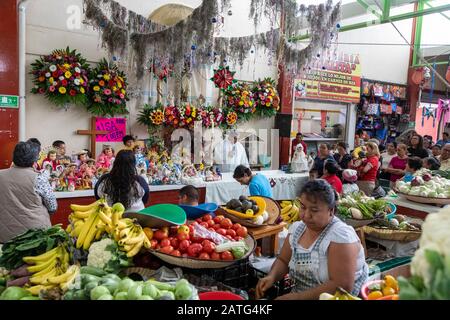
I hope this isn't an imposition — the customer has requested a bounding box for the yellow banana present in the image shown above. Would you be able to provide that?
[60,265,80,290]
[120,232,145,246]
[23,246,60,264]
[95,226,105,241]
[82,215,101,250]
[30,268,59,285]
[143,236,151,249]
[120,227,133,239]
[281,204,293,215]
[66,224,73,233]
[69,199,103,212]
[76,211,98,248]
[27,255,58,273]
[48,265,79,285]
[31,260,59,278]
[26,284,54,296]
[116,218,134,230]
[72,210,92,219]
[123,243,134,252]
[97,208,113,226]
[111,210,120,229]
[126,241,143,258]
[71,223,84,238]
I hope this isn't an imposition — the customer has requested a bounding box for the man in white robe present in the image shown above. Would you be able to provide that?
[213,131,249,173]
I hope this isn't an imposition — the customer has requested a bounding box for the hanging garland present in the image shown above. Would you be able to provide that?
[87,58,129,117]
[30,47,90,108]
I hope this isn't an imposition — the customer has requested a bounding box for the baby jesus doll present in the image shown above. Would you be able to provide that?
[42,150,60,171]
[65,164,79,192]
[291,144,309,172]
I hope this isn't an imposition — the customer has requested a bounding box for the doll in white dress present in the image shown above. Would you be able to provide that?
[291,144,309,172]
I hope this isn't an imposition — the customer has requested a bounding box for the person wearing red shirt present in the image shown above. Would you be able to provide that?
[322,160,343,194]
[356,142,380,196]
[291,132,307,159]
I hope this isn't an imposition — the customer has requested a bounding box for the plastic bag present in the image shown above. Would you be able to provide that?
[192,223,229,245]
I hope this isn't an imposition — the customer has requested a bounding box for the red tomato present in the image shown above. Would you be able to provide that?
[196,218,203,224]
[216,228,227,236]
[178,240,191,252]
[208,228,216,233]
[153,230,168,241]
[170,250,181,257]
[198,252,211,260]
[221,251,234,261]
[226,229,237,237]
[211,252,221,260]
[188,225,195,234]
[232,223,242,231]
[207,220,215,227]
[200,222,209,228]
[212,224,221,230]
[190,221,198,226]
[160,239,171,248]
[150,239,158,249]
[160,246,174,255]
[170,238,179,249]
[187,243,203,257]
[236,227,248,238]
[213,215,225,224]
[201,240,216,254]
[155,244,161,250]
[220,218,233,229]
[225,235,234,241]
[234,236,244,241]
[202,214,213,222]
[169,226,178,236]
[177,233,190,242]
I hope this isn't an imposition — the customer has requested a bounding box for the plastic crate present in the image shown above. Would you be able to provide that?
[249,267,294,300]
[181,258,251,290]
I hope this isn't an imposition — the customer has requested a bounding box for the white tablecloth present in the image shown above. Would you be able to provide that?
[205,170,309,204]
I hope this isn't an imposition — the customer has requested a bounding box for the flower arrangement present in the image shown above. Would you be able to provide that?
[88,58,129,117]
[211,66,236,91]
[226,111,238,127]
[254,78,280,118]
[200,107,224,128]
[178,103,200,129]
[224,82,256,119]
[150,108,165,126]
[30,47,90,108]
[164,105,181,128]
[150,60,174,83]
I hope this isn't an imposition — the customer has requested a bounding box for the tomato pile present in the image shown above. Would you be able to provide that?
[145,214,249,261]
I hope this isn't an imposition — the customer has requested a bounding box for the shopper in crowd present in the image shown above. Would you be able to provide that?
[380,142,397,180]
[178,185,199,206]
[436,132,449,147]
[95,150,149,211]
[354,129,368,147]
[310,143,335,179]
[256,180,368,300]
[322,161,343,195]
[0,141,57,243]
[52,140,70,163]
[439,143,450,171]
[355,142,380,196]
[122,135,136,151]
[432,144,442,160]
[423,135,433,155]
[342,169,359,195]
[291,132,307,160]
[408,134,429,159]
[385,143,408,188]
[403,157,423,183]
[233,165,273,198]
[396,129,417,146]
[333,142,352,171]
[97,145,115,170]
[423,157,441,171]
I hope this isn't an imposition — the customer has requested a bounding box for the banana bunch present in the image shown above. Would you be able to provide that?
[280,200,300,224]
[112,218,151,258]
[23,245,79,295]
[66,199,120,250]
[319,288,361,300]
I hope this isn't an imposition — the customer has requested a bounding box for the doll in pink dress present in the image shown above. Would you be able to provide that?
[97,145,115,171]
[65,164,79,192]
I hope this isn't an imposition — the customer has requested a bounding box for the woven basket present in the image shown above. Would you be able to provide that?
[119,267,158,281]
[148,235,256,269]
[397,192,450,206]
[219,197,280,228]
[338,216,375,228]
[363,225,422,242]
[180,165,204,186]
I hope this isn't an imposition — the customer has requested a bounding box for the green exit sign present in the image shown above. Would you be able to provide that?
[0,95,19,108]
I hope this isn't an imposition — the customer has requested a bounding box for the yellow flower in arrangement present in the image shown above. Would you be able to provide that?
[121,89,126,94]
[199,163,205,171]
[117,82,123,89]
[80,87,85,94]
[113,86,117,91]
[150,110,164,125]
[93,86,100,92]
[226,112,238,126]
[103,74,111,81]
[59,87,67,94]
[118,76,124,82]
[65,71,72,79]
[63,63,70,69]
[49,77,54,84]
[239,101,244,106]
[79,78,84,85]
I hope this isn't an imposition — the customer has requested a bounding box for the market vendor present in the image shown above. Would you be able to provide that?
[178,185,199,206]
[256,180,368,300]
[94,150,149,212]
[52,140,71,164]
[291,132,307,160]
[0,141,57,243]
[233,165,273,198]
[122,135,136,151]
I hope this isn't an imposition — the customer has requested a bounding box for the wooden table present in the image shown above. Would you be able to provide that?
[248,223,286,257]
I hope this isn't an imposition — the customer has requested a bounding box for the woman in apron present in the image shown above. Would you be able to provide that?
[256,179,368,299]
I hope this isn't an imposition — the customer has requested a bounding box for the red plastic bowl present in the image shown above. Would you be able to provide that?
[199,291,245,300]
[361,280,384,300]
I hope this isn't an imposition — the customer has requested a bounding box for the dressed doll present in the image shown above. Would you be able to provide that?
[84,159,97,178]
[76,151,88,169]
[97,145,115,171]
[134,145,147,171]
[65,164,78,192]
[42,150,60,171]
[291,144,309,172]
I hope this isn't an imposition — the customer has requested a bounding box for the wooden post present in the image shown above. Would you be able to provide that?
[76,117,108,159]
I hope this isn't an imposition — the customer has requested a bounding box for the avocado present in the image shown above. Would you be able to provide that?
[252,205,259,213]
[228,199,242,209]
[239,195,248,202]
[250,200,257,206]
[241,201,252,211]
[234,206,243,213]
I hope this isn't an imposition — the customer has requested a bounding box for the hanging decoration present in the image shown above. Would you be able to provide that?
[87,58,129,117]
[30,47,90,108]
[211,66,236,91]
